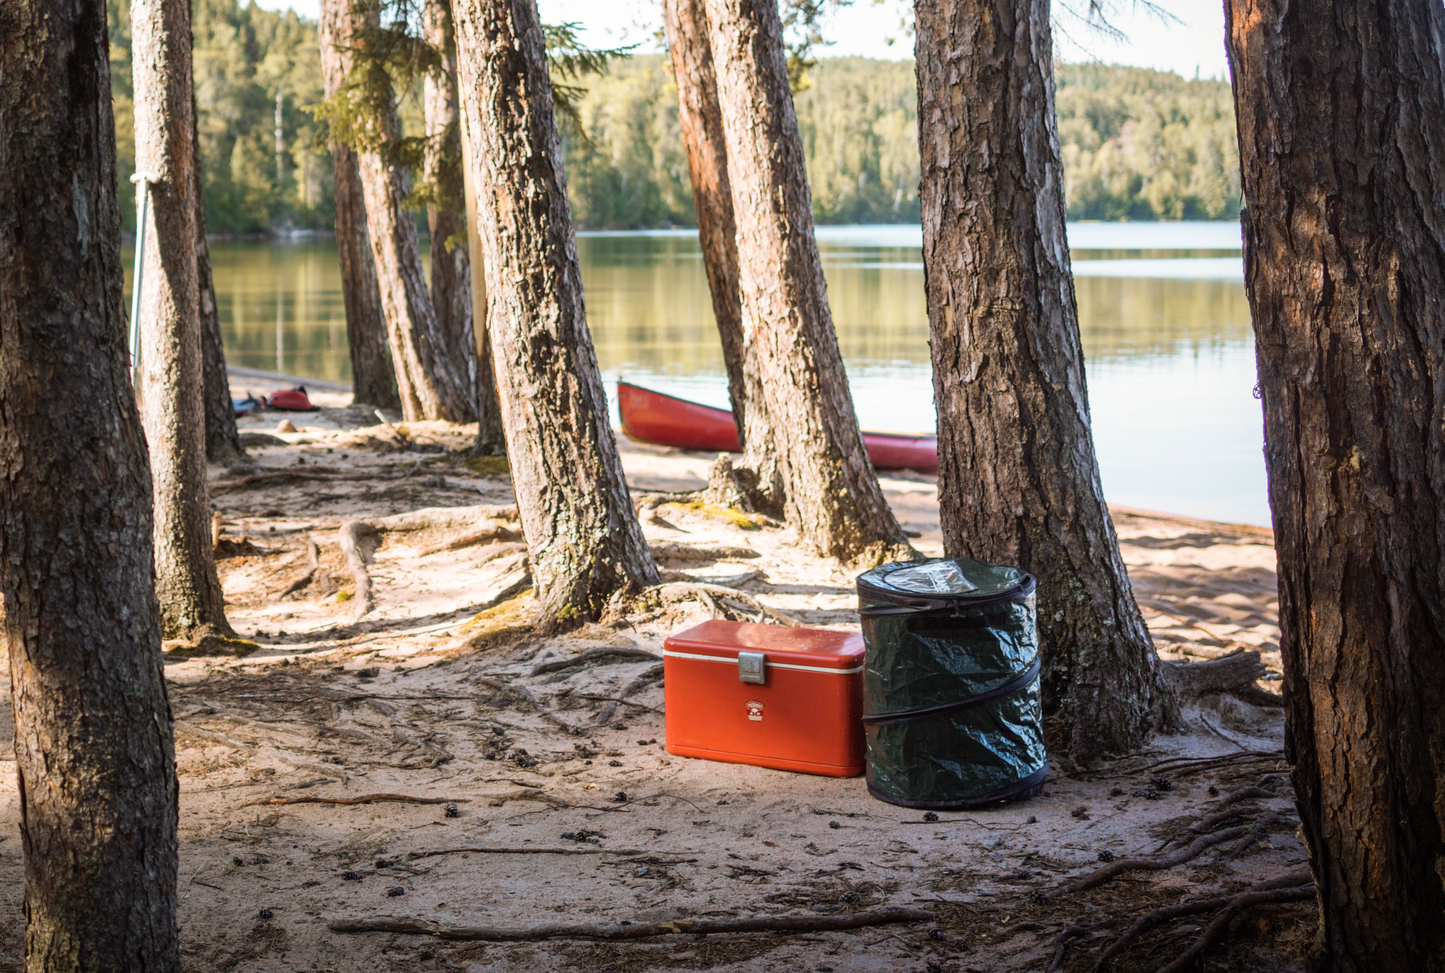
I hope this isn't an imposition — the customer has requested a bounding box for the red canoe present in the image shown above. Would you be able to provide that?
[617,381,938,472]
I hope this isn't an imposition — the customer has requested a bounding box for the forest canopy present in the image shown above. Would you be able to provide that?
[105,1,1241,233]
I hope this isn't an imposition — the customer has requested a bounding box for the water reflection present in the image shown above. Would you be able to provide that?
[121,223,1267,525]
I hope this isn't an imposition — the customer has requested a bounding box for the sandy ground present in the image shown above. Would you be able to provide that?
[0,377,1312,973]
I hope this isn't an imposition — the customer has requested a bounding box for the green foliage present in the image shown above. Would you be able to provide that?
[1056,63,1241,220]
[109,0,332,235]
[563,57,1239,229]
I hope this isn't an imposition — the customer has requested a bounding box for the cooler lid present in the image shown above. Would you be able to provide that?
[856,557,1035,610]
[663,620,865,670]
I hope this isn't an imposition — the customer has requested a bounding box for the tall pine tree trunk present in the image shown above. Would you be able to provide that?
[319,0,401,411]
[0,0,180,966]
[664,0,747,443]
[132,0,234,641]
[701,0,909,564]
[424,0,505,453]
[1225,0,1445,966]
[913,0,1163,761]
[451,0,659,622]
[194,93,245,466]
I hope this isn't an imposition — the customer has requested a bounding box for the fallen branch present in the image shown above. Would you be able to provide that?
[1093,871,1312,973]
[1155,877,1315,973]
[328,906,932,941]
[652,582,801,627]
[531,646,662,676]
[248,793,467,807]
[1162,649,1284,706]
[1050,826,1251,898]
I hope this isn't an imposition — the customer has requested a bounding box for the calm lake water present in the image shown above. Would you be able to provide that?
[125,221,1268,526]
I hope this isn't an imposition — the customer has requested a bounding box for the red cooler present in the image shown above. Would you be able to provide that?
[663,620,866,777]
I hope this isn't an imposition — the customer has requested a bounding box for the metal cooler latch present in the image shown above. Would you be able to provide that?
[737,651,767,684]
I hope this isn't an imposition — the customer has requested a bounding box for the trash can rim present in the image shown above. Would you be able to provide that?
[856,558,1036,612]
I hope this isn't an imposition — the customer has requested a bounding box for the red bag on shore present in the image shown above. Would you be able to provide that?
[268,387,317,412]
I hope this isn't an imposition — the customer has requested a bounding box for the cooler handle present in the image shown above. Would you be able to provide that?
[737,651,766,684]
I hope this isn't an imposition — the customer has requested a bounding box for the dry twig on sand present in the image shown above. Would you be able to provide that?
[406,846,659,859]
[328,906,932,941]
[1049,827,1252,898]
[531,646,662,676]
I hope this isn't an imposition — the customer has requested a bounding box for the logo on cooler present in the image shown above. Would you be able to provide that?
[745,700,764,722]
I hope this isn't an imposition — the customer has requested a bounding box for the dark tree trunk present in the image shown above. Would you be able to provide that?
[194,93,245,466]
[0,0,180,967]
[319,0,401,411]
[701,0,909,563]
[1225,0,1445,967]
[912,0,1163,761]
[663,0,747,444]
[451,0,659,622]
[132,0,234,641]
[423,0,505,453]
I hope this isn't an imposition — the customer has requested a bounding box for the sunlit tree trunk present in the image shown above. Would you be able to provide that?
[451,0,659,622]
[319,0,399,410]
[913,0,1164,761]
[1225,0,1445,966]
[423,0,505,452]
[132,0,234,640]
[663,0,747,443]
[320,0,468,421]
[0,0,180,967]
[701,0,909,563]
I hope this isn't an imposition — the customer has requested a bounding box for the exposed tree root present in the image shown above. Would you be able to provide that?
[650,582,801,627]
[328,905,932,941]
[405,846,661,860]
[248,793,467,807]
[1154,874,1314,973]
[649,542,761,564]
[1050,827,1252,898]
[338,521,380,619]
[596,663,664,725]
[531,646,662,676]
[279,539,321,598]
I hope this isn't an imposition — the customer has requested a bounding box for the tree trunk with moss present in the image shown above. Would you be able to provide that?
[319,0,399,411]
[132,0,234,641]
[912,0,1164,762]
[701,0,909,564]
[424,0,505,452]
[1225,0,1445,966]
[0,0,180,966]
[664,0,747,444]
[451,0,658,622]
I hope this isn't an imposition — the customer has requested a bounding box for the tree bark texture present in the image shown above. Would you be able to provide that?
[664,0,747,444]
[912,0,1163,761]
[0,0,180,966]
[1225,1,1445,967]
[193,93,245,466]
[321,0,467,421]
[701,0,908,563]
[132,0,233,640]
[423,0,505,453]
[451,0,660,621]
[318,0,399,410]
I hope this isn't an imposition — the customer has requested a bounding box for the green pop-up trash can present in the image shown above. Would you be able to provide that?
[857,557,1048,808]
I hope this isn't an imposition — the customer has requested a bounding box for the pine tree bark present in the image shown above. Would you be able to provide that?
[132,0,234,640]
[0,0,180,966]
[1225,1,1445,967]
[701,0,909,563]
[450,0,659,622]
[424,0,505,453]
[664,0,747,443]
[913,0,1163,761]
[194,93,245,466]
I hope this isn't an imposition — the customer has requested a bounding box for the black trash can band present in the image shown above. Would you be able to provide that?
[860,653,1041,727]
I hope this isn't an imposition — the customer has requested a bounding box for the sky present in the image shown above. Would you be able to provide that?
[253,0,1230,81]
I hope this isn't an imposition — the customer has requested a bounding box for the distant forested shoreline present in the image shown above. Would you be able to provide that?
[107,0,1240,235]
